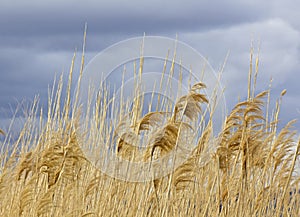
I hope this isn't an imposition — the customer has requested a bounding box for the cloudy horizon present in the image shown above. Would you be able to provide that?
[1,0,300,134]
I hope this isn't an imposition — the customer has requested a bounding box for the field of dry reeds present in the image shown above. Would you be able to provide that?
[0,37,299,217]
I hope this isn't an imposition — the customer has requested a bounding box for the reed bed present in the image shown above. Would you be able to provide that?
[0,36,299,217]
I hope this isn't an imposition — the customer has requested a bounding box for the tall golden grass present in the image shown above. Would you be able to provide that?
[0,35,299,217]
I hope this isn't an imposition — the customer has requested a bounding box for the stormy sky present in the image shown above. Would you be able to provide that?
[0,0,300,133]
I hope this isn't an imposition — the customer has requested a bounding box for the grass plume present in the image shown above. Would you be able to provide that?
[0,36,299,217]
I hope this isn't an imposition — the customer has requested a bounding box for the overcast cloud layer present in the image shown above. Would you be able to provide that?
[0,0,300,132]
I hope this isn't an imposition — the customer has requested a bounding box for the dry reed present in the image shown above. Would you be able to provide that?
[0,34,299,217]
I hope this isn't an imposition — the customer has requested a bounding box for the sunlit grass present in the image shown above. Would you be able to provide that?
[0,35,299,217]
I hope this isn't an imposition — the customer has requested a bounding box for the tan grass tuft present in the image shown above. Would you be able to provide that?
[0,37,299,217]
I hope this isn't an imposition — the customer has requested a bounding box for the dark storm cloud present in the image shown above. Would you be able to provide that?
[0,49,73,117]
[0,0,300,133]
[0,0,269,36]
[0,0,271,58]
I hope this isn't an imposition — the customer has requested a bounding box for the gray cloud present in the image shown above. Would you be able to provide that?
[0,1,269,36]
[0,0,300,132]
[181,18,300,129]
[0,48,74,117]
[0,0,271,55]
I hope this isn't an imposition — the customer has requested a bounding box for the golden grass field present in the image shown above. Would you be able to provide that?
[0,36,299,216]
